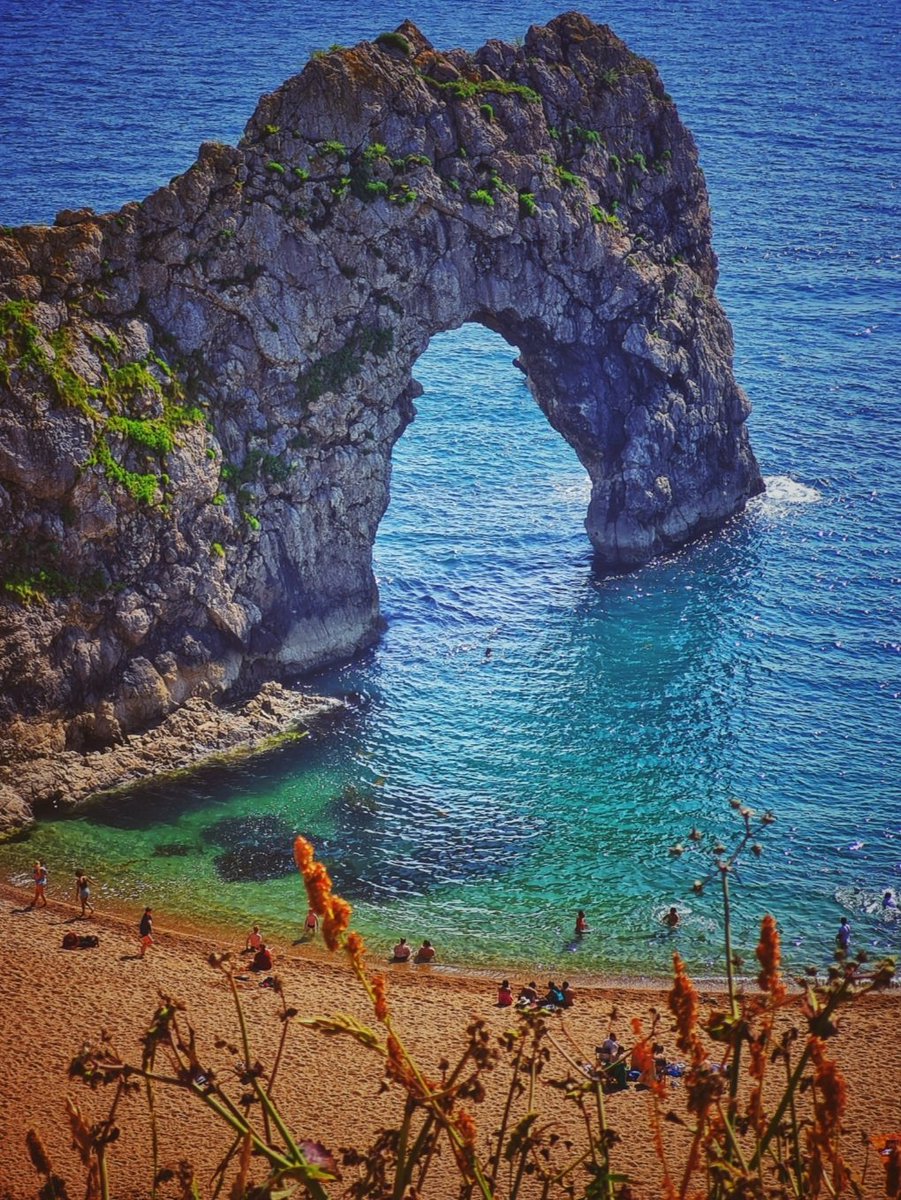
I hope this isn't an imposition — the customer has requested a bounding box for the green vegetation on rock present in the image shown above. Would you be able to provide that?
[468,189,495,208]
[554,166,585,189]
[374,31,411,56]
[422,75,540,104]
[1,301,204,509]
[317,140,348,160]
[518,191,538,217]
[591,204,622,228]
[296,325,394,404]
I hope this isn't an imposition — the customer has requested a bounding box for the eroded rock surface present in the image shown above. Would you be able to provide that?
[0,683,343,835]
[0,13,763,793]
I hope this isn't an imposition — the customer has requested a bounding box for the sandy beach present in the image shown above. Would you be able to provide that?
[1,883,899,1198]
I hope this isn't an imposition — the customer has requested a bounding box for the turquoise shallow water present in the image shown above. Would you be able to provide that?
[0,0,899,977]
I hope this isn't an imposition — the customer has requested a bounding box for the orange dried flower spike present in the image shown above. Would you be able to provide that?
[373,974,389,1022]
[293,836,354,951]
[755,913,786,1001]
[456,1108,477,1147]
[669,954,703,1062]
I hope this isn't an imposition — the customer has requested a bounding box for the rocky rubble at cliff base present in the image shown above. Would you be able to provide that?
[0,683,343,837]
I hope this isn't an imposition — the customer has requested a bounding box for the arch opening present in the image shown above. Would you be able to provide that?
[372,323,591,644]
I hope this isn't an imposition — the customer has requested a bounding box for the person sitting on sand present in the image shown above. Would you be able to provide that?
[251,943,273,972]
[392,937,412,962]
[883,890,897,909]
[653,1043,668,1080]
[561,980,575,1008]
[663,906,680,929]
[74,870,94,917]
[598,1034,628,1090]
[630,1040,654,1087]
[304,909,319,937]
[497,979,514,1007]
[30,860,48,909]
[518,981,539,1006]
[575,909,590,936]
[598,1032,621,1065]
[414,939,436,963]
[245,924,263,952]
[139,908,154,958]
[540,981,565,1009]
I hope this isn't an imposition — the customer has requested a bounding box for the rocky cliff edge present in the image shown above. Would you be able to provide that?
[0,13,763,825]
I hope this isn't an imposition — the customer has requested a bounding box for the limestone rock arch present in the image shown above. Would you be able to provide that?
[0,12,762,740]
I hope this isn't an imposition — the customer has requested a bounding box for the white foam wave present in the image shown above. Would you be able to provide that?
[757,475,822,512]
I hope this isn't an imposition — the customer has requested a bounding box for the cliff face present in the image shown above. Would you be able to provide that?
[0,13,763,752]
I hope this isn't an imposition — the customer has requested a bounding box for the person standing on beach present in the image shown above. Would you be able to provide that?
[303,909,319,938]
[139,907,154,957]
[30,861,48,908]
[836,916,851,954]
[74,870,94,917]
[245,923,264,952]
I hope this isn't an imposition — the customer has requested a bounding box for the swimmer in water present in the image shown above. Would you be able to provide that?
[663,906,680,930]
[884,890,897,909]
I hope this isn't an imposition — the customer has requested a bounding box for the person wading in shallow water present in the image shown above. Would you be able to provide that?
[663,906,680,930]
[836,916,852,954]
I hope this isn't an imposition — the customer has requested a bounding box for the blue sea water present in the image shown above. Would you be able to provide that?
[0,0,899,977]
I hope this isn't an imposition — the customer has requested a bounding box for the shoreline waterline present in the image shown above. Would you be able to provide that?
[0,882,861,997]
[0,882,692,991]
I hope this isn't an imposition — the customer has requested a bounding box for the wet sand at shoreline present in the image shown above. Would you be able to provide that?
[1,883,899,1198]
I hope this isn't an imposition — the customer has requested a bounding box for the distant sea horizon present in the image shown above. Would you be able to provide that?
[1,0,898,978]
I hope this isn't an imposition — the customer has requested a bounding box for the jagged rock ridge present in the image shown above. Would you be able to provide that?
[0,13,763,761]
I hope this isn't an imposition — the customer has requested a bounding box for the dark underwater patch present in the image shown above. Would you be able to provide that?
[152,841,195,857]
[204,813,298,883]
